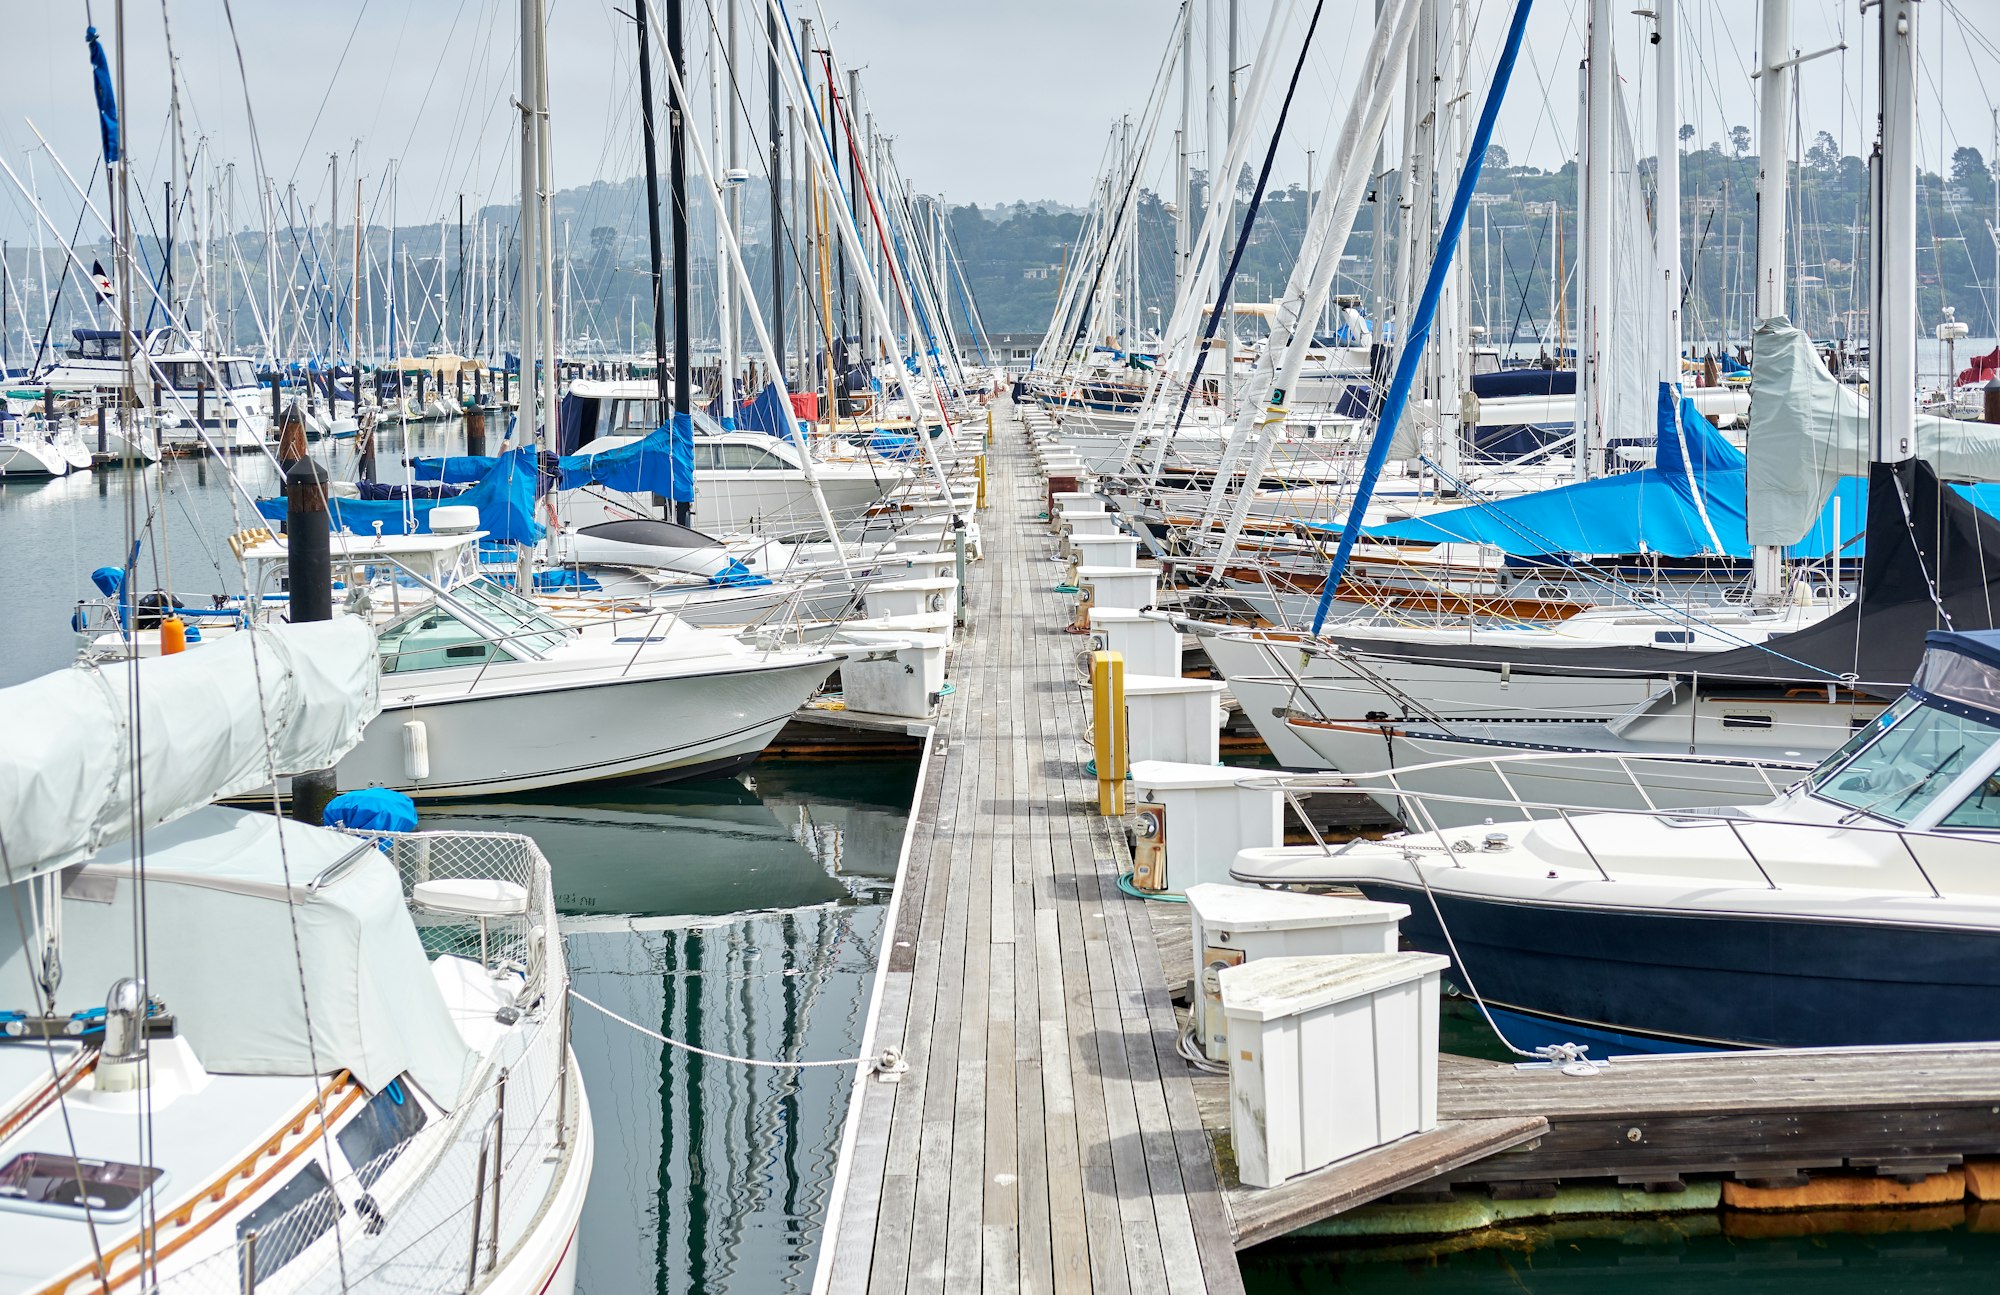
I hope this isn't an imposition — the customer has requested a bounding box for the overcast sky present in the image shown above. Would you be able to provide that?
[0,1,1994,243]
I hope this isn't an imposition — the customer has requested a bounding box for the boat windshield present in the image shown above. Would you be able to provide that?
[376,580,567,672]
[452,579,570,656]
[1809,697,2000,825]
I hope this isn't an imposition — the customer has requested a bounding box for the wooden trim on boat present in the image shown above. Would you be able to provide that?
[0,1049,97,1147]
[43,1071,362,1295]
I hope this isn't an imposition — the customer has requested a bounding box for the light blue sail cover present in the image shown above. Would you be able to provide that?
[1360,385,1862,560]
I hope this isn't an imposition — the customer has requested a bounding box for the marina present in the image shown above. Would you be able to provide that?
[7,0,2000,1291]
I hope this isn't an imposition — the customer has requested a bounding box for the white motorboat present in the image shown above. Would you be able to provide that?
[0,619,594,1292]
[346,575,840,796]
[1231,626,2000,1053]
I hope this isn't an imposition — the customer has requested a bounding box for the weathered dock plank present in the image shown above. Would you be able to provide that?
[820,405,1243,1295]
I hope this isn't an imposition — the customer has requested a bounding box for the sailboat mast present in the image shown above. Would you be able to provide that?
[1873,0,1916,466]
[1751,0,1791,599]
[517,0,540,443]
[1655,0,1681,387]
[636,0,672,424]
[667,0,693,523]
[767,0,785,385]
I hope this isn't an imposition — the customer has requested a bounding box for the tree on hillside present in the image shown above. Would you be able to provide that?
[1807,131,1841,173]
[1484,143,1510,170]
[1729,125,1751,157]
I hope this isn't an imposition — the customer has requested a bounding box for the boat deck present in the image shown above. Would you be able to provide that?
[820,405,1245,1295]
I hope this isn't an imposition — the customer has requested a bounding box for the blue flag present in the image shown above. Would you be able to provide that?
[86,26,120,166]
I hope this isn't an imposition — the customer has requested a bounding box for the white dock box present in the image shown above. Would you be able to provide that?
[1220,953,1449,1188]
[1049,491,1105,519]
[1184,884,1408,1061]
[863,576,958,620]
[1076,565,1158,614]
[1061,512,1124,539]
[1123,675,1226,765]
[1067,531,1141,569]
[1088,608,1181,679]
[1129,763,1281,893]
[837,631,950,718]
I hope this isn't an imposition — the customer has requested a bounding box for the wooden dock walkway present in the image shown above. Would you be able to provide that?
[820,405,1245,1295]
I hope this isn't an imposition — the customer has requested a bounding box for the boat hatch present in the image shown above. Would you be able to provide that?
[0,1152,161,1222]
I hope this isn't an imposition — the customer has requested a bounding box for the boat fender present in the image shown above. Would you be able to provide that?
[403,719,430,781]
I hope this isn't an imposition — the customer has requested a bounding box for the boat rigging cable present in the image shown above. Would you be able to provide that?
[1310,0,1537,636]
[1164,0,1328,445]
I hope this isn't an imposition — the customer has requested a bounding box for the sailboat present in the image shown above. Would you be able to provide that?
[0,618,594,1290]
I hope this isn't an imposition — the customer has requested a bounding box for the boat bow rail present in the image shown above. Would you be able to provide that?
[1235,754,1995,902]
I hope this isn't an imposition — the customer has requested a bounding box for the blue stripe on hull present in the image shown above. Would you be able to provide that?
[1353,883,2000,1049]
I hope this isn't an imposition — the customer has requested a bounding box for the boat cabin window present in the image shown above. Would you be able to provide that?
[608,399,663,432]
[337,1075,429,1186]
[1810,697,1999,825]
[693,441,787,470]
[1939,773,2000,830]
[236,1161,343,1287]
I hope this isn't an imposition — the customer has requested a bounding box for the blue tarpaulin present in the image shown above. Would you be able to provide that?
[1360,387,2000,561]
[1360,388,1825,559]
[867,432,920,463]
[419,420,695,504]
[259,445,545,545]
[737,382,795,437]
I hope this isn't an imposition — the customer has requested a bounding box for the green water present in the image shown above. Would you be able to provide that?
[421,759,916,1295]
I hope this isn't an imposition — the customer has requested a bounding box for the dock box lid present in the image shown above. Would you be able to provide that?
[1132,761,1266,792]
[1218,953,1449,1022]
[1186,883,1408,933]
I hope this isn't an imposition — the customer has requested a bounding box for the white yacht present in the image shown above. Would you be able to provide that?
[1231,626,2000,1053]
[0,619,594,1292]
[37,328,270,453]
[560,379,914,538]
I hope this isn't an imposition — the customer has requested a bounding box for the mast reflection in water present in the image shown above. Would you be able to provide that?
[423,758,916,1294]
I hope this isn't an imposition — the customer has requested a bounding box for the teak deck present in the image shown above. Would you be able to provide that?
[820,406,1246,1295]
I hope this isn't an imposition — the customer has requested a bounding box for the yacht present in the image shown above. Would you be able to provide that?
[37,328,270,453]
[560,379,915,538]
[0,619,594,1292]
[1231,625,2000,1053]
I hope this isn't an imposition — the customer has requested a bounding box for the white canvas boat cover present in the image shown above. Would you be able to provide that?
[0,618,379,880]
[1747,316,2000,546]
[50,807,475,1103]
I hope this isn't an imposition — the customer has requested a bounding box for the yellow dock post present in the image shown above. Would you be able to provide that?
[976,453,988,509]
[986,405,995,446]
[1091,650,1127,815]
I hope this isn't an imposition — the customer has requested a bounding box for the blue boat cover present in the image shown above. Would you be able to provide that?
[415,420,694,503]
[1357,386,1856,559]
[258,445,545,545]
[322,787,418,837]
[737,382,796,437]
